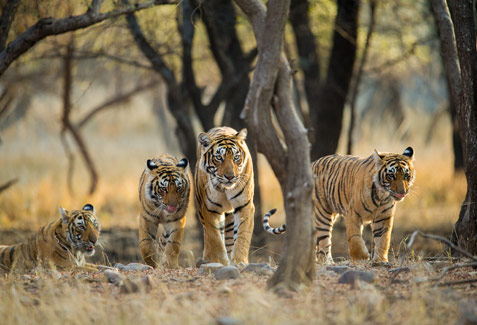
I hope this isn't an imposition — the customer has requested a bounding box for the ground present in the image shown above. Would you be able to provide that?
[1,258,476,324]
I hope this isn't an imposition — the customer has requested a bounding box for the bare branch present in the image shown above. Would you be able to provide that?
[88,0,104,14]
[0,178,17,194]
[0,0,174,76]
[347,0,378,155]
[77,80,160,128]
[123,0,177,86]
[0,0,21,52]
[407,230,477,261]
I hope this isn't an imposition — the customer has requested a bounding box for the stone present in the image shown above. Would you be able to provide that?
[326,265,352,275]
[215,266,240,280]
[104,269,124,284]
[243,263,275,276]
[338,270,375,285]
[114,263,153,272]
[217,316,242,325]
[199,263,224,275]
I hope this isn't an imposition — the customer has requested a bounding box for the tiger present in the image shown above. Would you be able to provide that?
[138,153,190,268]
[263,147,415,263]
[195,127,255,265]
[0,204,100,273]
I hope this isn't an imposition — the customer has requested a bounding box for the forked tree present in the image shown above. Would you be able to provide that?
[234,0,315,290]
[432,0,477,254]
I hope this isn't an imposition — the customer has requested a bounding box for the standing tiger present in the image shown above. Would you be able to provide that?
[263,147,415,263]
[195,127,255,265]
[0,204,100,273]
[138,154,190,268]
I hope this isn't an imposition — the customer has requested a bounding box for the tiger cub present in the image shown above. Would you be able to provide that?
[263,147,415,263]
[138,153,190,268]
[0,204,100,273]
[195,127,255,265]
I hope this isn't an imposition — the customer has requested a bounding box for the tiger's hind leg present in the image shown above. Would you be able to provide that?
[372,207,395,262]
[138,214,161,268]
[313,206,337,265]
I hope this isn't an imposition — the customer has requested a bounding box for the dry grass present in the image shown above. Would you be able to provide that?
[0,99,474,324]
[0,259,476,325]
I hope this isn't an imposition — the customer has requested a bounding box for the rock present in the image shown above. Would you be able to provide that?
[104,269,124,284]
[114,263,153,272]
[120,278,140,294]
[199,263,224,275]
[457,300,477,325]
[326,265,352,275]
[235,262,248,271]
[196,257,209,268]
[215,266,240,280]
[217,316,242,325]
[179,250,196,268]
[338,270,375,285]
[243,263,274,276]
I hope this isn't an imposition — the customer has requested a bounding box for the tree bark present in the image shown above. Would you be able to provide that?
[310,0,359,160]
[0,0,21,52]
[234,0,315,291]
[450,0,477,254]
[0,0,171,77]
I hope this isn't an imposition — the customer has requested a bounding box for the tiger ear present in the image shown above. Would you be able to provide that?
[373,149,384,167]
[403,147,414,161]
[236,128,247,141]
[82,203,95,214]
[59,206,69,224]
[146,159,158,170]
[176,158,188,170]
[198,132,211,147]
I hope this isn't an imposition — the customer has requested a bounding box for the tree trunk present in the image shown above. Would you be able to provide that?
[310,0,359,160]
[450,0,477,254]
[234,0,315,291]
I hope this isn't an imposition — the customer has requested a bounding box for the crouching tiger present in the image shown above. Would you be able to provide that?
[0,204,100,273]
[138,154,190,268]
[263,147,415,263]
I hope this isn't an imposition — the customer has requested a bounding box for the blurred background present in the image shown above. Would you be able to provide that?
[0,0,467,264]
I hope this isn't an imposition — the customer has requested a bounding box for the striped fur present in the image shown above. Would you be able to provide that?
[264,147,415,263]
[138,153,190,268]
[263,209,286,234]
[195,127,255,265]
[0,204,100,273]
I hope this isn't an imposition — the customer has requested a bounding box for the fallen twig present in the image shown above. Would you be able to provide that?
[0,178,18,194]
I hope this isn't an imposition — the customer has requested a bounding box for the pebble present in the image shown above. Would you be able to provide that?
[104,269,124,284]
[199,263,224,275]
[215,266,240,280]
[114,263,153,271]
[338,270,375,285]
[326,265,352,275]
[243,263,274,276]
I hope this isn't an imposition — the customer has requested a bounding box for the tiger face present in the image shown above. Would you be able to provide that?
[145,158,189,214]
[373,147,415,201]
[198,128,248,190]
[60,204,100,257]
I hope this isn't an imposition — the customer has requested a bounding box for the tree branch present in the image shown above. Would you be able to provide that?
[0,178,17,194]
[77,80,160,128]
[0,0,173,76]
[0,0,21,52]
[347,0,378,155]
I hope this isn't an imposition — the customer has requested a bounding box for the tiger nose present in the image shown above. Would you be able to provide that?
[225,175,234,181]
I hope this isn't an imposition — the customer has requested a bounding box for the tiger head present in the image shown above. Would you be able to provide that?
[373,147,415,201]
[198,128,248,191]
[59,204,100,257]
[144,157,189,214]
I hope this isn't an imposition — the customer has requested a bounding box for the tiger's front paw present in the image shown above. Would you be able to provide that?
[348,237,370,261]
